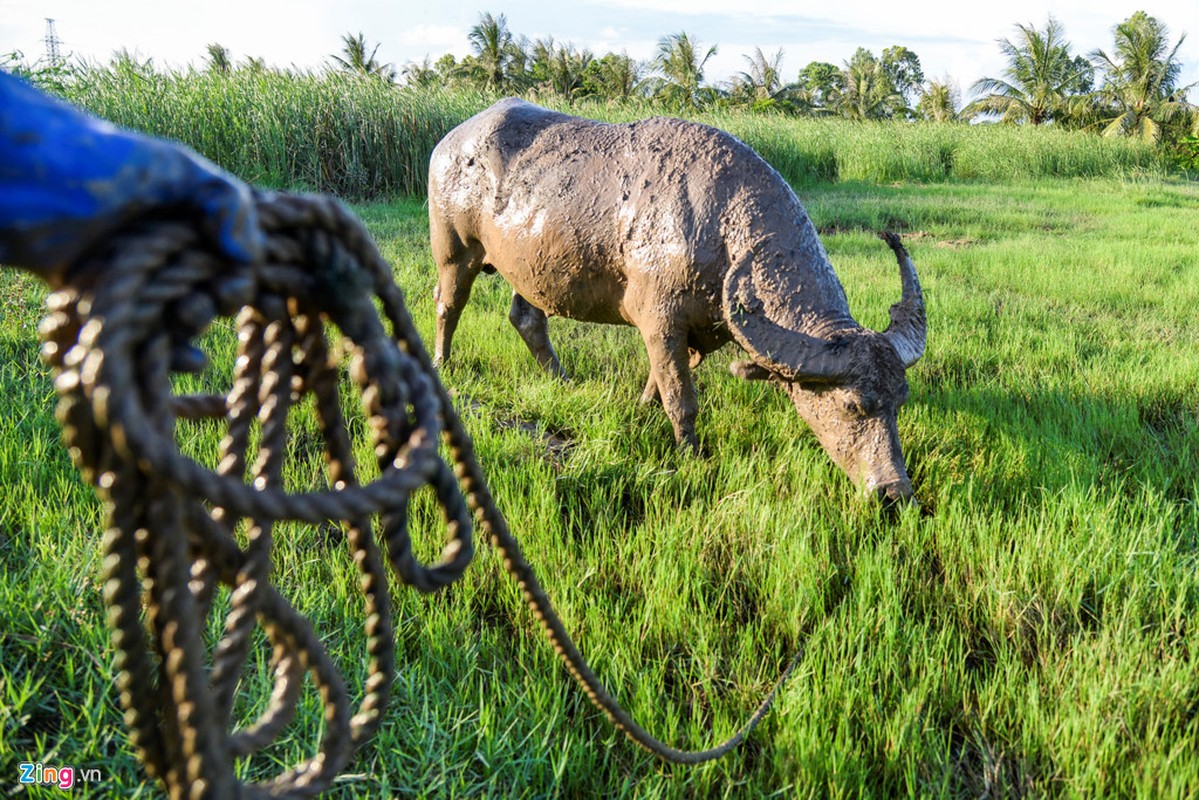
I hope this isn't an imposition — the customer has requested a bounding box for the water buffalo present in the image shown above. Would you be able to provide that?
[428,98,926,501]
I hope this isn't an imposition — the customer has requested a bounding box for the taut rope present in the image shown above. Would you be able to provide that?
[38,192,800,797]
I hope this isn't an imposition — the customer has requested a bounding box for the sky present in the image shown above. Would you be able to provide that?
[4,1,1198,103]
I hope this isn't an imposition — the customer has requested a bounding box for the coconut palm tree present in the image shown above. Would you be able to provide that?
[724,46,791,110]
[527,36,556,85]
[964,17,1091,125]
[735,47,785,103]
[401,56,438,88]
[580,52,645,102]
[1090,11,1197,143]
[831,48,904,120]
[550,44,593,99]
[918,79,961,122]
[329,32,395,81]
[468,12,518,92]
[652,31,717,110]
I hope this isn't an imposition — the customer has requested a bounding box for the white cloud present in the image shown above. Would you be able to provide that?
[397,24,470,54]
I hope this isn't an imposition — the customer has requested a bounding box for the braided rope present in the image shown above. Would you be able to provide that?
[38,192,800,797]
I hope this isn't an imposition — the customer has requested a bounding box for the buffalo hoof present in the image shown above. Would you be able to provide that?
[676,433,701,456]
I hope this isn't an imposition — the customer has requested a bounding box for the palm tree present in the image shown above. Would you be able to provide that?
[205,43,231,75]
[738,47,784,100]
[551,44,593,99]
[653,31,717,110]
[507,34,534,89]
[524,38,591,99]
[330,32,395,81]
[729,47,790,111]
[401,56,438,88]
[831,48,904,120]
[528,36,556,85]
[1090,11,1196,143]
[468,12,517,92]
[580,52,644,102]
[964,17,1091,125]
[919,79,961,122]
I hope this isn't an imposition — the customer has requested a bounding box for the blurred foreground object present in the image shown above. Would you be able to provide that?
[0,71,261,282]
[39,193,479,795]
[7,75,793,797]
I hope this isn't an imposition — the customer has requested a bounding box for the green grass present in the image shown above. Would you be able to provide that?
[691,113,1167,185]
[3,177,1199,798]
[62,68,492,198]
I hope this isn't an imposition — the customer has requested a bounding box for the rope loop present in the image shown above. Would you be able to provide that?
[39,191,798,798]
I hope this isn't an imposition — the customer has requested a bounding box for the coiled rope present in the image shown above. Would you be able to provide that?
[38,192,801,797]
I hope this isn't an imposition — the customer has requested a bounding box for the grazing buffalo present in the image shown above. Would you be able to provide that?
[428,98,926,501]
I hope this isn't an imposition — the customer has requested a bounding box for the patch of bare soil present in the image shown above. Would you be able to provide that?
[453,391,575,467]
[905,230,977,249]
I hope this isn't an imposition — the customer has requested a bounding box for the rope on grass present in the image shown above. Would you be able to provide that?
[39,191,801,797]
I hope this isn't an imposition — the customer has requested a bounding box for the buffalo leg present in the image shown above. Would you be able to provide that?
[640,374,660,405]
[509,293,567,379]
[639,326,698,450]
[432,262,480,367]
[641,349,700,406]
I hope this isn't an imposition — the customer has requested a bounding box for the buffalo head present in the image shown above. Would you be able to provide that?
[727,232,925,503]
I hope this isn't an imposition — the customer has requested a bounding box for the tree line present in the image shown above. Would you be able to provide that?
[392,10,1197,149]
[7,9,1197,157]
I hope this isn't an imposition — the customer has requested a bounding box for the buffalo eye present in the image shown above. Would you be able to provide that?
[846,394,884,417]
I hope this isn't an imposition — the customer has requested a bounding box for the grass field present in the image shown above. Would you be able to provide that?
[2,172,1199,797]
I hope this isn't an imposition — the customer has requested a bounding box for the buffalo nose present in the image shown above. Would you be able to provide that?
[874,481,915,507]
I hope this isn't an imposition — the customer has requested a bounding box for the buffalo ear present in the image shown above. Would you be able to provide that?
[730,360,773,381]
